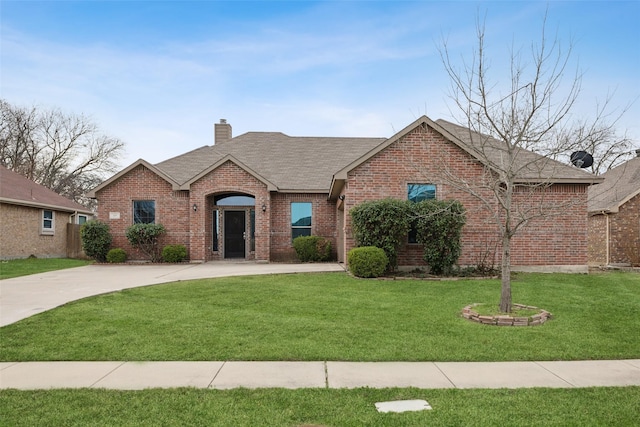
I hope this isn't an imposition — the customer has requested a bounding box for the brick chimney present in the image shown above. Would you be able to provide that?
[214,119,232,145]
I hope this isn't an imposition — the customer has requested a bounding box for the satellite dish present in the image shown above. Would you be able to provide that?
[570,151,593,168]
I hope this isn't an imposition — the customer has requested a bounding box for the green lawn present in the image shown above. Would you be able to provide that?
[0,258,92,280]
[1,387,639,426]
[1,271,638,361]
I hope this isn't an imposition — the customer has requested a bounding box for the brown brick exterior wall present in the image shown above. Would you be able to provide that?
[0,203,72,259]
[589,193,640,266]
[189,161,270,261]
[342,125,590,269]
[588,214,608,265]
[270,193,337,262]
[611,193,640,265]
[95,164,191,260]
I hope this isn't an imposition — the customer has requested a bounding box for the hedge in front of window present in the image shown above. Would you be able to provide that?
[125,223,166,262]
[412,199,466,275]
[349,198,411,271]
[293,235,332,262]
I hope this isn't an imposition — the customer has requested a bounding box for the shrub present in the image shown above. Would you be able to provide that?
[125,223,166,262]
[80,220,112,262]
[162,244,188,263]
[347,246,388,278]
[349,199,411,271]
[106,248,127,263]
[412,199,466,275]
[293,236,332,262]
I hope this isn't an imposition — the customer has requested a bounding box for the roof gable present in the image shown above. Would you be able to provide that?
[180,154,278,191]
[87,159,181,197]
[0,165,92,214]
[434,119,600,183]
[329,115,600,198]
[588,156,640,213]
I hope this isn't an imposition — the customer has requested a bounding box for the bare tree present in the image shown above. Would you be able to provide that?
[0,99,125,207]
[438,13,632,312]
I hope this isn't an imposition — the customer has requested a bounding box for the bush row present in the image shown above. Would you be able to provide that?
[80,221,187,263]
[349,198,466,277]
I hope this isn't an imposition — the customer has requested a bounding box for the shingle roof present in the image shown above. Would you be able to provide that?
[434,119,600,183]
[588,156,640,213]
[0,165,93,213]
[155,132,386,191]
[96,115,600,197]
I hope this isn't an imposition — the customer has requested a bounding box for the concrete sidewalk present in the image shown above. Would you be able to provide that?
[0,262,345,326]
[2,360,639,390]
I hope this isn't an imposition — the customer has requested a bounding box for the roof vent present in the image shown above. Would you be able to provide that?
[214,119,232,145]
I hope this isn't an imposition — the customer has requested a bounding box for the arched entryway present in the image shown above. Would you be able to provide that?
[210,193,256,260]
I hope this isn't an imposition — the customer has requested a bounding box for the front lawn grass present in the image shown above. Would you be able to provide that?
[1,387,639,426]
[0,258,92,280]
[1,271,638,361]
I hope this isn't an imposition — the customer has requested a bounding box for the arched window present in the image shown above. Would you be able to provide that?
[214,194,255,206]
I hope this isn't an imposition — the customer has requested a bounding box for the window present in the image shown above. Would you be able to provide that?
[291,202,312,241]
[213,210,219,252]
[408,183,436,203]
[133,200,155,224]
[42,210,54,235]
[408,184,436,243]
[77,214,88,225]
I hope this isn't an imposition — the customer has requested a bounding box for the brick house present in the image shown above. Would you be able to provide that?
[0,165,93,259]
[588,151,640,266]
[89,116,597,271]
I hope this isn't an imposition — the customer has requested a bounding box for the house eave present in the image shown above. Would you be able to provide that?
[514,177,605,184]
[0,197,93,215]
[329,177,345,200]
[276,188,329,194]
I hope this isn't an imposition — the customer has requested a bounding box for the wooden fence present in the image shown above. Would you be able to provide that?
[66,224,89,259]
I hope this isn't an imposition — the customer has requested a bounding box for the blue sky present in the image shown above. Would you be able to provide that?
[2,1,639,167]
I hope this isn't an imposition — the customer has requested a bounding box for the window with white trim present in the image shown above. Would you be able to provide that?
[42,210,54,235]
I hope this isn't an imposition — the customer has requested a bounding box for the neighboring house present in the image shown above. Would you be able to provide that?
[89,116,597,271]
[588,151,640,266]
[0,165,93,259]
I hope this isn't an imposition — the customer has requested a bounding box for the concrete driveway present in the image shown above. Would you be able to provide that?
[0,262,345,326]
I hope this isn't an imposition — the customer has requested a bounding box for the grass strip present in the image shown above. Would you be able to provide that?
[1,387,639,426]
[0,258,92,280]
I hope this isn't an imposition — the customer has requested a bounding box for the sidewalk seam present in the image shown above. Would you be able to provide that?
[324,361,329,388]
[154,264,200,279]
[433,362,457,388]
[208,361,226,388]
[90,361,126,388]
[533,361,576,387]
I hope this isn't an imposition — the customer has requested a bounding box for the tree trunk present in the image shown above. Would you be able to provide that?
[500,233,512,313]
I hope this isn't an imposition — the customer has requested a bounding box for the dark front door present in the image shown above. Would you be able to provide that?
[224,210,246,258]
